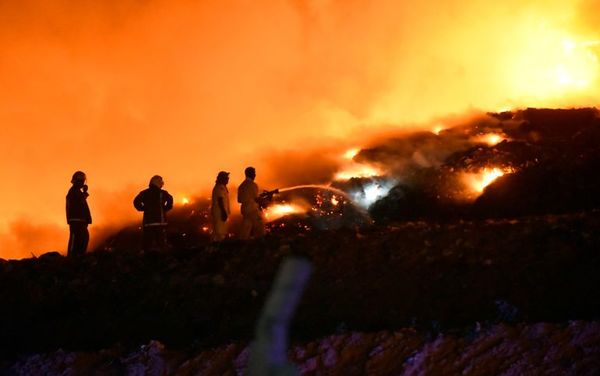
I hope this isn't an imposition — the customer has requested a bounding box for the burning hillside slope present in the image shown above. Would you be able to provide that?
[92,108,600,251]
[356,108,600,221]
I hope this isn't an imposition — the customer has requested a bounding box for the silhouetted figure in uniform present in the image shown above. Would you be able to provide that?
[133,175,174,251]
[66,171,92,257]
[211,171,231,242]
[237,167,265,240]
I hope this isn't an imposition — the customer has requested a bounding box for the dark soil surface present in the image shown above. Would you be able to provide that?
[1,211,599,362]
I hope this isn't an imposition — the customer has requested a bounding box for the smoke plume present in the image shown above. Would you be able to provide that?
[1,0,599,258]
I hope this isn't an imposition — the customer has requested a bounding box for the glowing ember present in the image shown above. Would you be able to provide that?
[343,148,360,160]
[201,226,209,232]
[463,167,514,194]
[331,197,339,206]
[181,197,190,205]
[471,133,506,146]
[264,204,306,222]
[334,164,381,181]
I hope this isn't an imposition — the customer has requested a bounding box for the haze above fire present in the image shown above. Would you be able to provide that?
[1,0,599,258]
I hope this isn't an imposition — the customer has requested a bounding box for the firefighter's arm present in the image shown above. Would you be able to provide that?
[133,192,144,211]
[164,192,174,211]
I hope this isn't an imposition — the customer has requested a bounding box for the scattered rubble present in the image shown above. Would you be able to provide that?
[6,322,600,375]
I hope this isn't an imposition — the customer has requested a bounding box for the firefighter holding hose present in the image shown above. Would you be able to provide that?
[237,167,266,240]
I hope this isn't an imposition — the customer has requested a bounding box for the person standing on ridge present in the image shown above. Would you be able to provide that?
[237,167,265,240]
[133,175,174,251]
[66,171,92,257]
[211,171,231,242]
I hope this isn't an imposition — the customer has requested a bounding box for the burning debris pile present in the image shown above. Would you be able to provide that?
[246,107,600,228]
[94,108,600,251]
[95,186,371,252]
[353,108,600,222]
[265,185,371,234]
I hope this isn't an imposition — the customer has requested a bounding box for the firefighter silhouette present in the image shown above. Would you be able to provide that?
[237,167,266,240]
[133,175,174,251]
[211,171,231,241]
[66,171,92,257]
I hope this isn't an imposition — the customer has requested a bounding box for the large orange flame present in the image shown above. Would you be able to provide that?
[334,147,383,181]
[462,167,515,195]
[470,133,506,146]
[263,203,306,222]
[1,1,599,258]
[334,165,382,181]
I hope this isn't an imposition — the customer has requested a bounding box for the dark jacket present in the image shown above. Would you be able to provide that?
[133,185,174,226]
[66,186,92,224]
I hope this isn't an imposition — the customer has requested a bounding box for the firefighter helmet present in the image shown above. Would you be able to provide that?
[216,171,230,184]
[71,171,86,183]
[149,175,164,188]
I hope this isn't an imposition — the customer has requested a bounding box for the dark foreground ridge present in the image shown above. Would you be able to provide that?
[1,211,599,362]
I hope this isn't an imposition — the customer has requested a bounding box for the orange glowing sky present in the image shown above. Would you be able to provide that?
[1,0,599,258]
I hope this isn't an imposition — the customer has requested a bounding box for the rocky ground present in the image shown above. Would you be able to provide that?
[6,321,600,375]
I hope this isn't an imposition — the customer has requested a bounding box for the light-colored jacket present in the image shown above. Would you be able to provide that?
[211,184,230,218]
[237,178,259,215]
